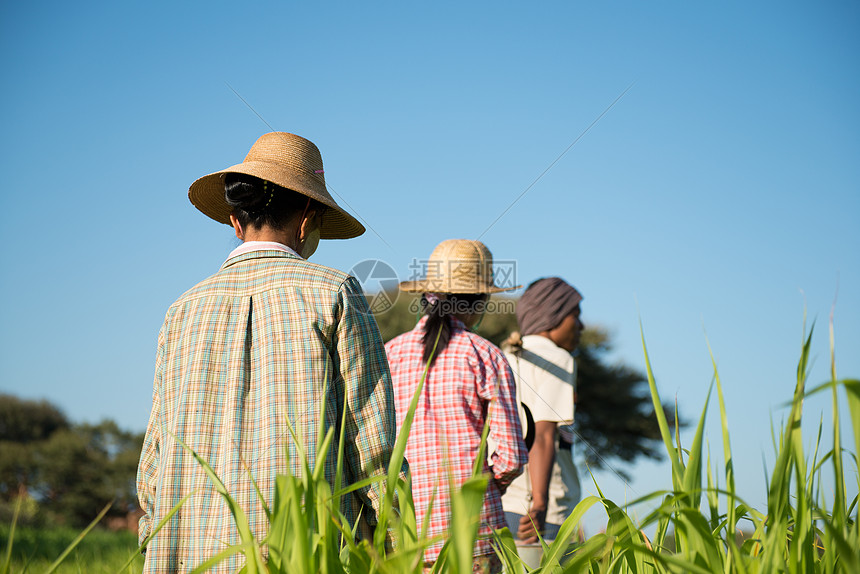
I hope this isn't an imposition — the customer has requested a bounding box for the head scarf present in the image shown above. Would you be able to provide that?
[516,277,583,336]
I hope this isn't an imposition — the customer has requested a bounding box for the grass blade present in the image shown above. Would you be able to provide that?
[639,319,684,490]
[119,489,196,571]
[0,490,23,574]
[43,500,112,574]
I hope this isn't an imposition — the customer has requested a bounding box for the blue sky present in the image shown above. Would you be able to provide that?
[2,1,858,531]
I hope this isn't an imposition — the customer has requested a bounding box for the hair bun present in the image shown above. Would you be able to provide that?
[501,331,524,352]
[225,173,271,213]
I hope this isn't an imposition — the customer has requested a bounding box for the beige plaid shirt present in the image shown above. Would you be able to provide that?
[137,248,399,572]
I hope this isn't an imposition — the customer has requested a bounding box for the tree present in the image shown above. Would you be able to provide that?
[0,395,144,527]
[574,328,679,479]
[0,394,70,501]
[0,394,70,443]
[33,421,144,526]
[370,293,680,476]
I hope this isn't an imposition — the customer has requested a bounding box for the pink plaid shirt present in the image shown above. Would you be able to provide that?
[385,316,527,561]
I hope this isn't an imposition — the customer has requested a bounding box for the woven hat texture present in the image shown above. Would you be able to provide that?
[188,132,365,239]
[399,239,520,294]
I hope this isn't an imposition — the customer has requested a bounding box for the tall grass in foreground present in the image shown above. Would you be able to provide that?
[3,320,858,573]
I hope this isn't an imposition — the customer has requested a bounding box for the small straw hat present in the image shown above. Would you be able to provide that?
[399,239,520,294]
[188,132,365,239]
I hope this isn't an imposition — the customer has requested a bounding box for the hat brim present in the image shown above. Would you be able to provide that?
[188,162,365,240]
[398,280,521,294]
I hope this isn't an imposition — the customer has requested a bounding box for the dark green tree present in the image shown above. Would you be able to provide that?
[33,421,144,526]
[0,395,144,527]
[0,393,69,443]
[0,394,70,502]
[574,328,678,478]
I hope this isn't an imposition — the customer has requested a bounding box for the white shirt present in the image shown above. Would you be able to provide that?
[501,334,579,526]
[509,335,575,428]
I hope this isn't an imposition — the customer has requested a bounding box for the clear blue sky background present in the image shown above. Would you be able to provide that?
[2,1,858,531]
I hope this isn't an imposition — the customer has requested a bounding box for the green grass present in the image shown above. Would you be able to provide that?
[3,317,858,573]
[0,524,143,574]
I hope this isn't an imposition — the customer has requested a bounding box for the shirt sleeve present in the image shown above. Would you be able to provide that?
[478,351,528,488]
[136,322,165,547]
[334,276,406,526]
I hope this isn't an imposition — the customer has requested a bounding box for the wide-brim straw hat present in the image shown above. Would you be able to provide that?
[399,239,521,294]
[188,132,365,240]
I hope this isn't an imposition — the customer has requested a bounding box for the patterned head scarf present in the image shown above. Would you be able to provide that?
[516,277,583,336]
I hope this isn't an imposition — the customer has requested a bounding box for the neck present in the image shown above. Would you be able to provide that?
[536,331,557,345]
[241,222,301,251]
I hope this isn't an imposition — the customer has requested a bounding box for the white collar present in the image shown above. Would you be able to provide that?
[226,241,302,261]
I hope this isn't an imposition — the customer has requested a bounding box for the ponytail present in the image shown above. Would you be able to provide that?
[501,330,524,354]
[421,295,452,366]
[420,293,488,367]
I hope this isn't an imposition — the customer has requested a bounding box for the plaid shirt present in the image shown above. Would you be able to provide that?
[385,317,527,561]
[137,249,399,573]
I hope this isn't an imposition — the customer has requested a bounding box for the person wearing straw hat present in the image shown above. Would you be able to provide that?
[385,239,528,573]
[501,277,584,544]
[136,132,403,573]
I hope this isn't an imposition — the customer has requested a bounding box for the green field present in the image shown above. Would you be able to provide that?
[0,525,143,574]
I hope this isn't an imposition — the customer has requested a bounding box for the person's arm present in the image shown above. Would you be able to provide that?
[334,277,406,528]
[483,355,528,492]
[517,420,556,543]
[136,324,166,550]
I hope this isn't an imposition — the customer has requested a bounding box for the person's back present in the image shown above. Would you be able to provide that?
[386,314,521,561]
[137,132,400,572]
[385,239,527,573]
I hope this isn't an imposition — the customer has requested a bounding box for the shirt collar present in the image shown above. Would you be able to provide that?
[226,241,302,262]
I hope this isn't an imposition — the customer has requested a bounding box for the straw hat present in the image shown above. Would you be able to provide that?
[399,239,520,294]
[188,132,365,239]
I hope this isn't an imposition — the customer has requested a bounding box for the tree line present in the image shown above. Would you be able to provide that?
[0,394,143,528]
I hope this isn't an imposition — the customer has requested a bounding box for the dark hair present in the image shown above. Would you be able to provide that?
[224,173,323,230]
[421,293,489,367]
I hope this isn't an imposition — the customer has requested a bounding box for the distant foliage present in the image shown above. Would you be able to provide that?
[0,394,69,444]
[0,394,70,505]
[0,395,143,527]
[575,329,680,478]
